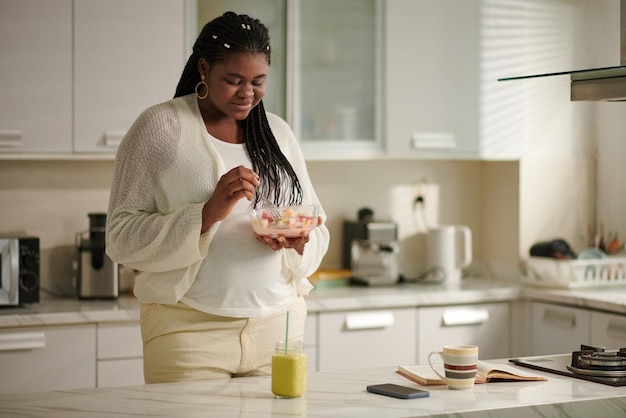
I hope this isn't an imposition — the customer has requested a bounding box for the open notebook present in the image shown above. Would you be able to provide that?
[397,361,548,385]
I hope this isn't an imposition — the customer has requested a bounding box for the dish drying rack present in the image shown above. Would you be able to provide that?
[525,257,626,288]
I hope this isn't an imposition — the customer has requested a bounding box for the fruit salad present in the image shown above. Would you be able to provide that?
[251,206,318,238]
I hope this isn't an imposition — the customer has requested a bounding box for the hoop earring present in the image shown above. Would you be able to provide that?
[195,75,208,99]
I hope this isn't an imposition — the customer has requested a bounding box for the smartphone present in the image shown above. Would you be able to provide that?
[366,383,430,399]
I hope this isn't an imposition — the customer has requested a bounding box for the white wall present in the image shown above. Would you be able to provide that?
[588,0,626,245]
[515,0,596,257]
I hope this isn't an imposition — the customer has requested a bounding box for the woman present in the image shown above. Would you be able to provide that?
[106,11,329,383]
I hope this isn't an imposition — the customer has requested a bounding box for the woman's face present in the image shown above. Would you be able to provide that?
[200,52,269,121]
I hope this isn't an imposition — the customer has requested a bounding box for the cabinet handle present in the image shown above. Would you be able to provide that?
[344,311,394,330]
[442,308,489,327]
[607,321,626,338]
[411,132,456,149]
[543,309,576,328]
[102,130,126,148]
[0,332,46,352]
[0,130,23,147]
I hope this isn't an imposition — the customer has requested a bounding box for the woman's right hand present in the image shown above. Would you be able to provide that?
[201,165,259,233]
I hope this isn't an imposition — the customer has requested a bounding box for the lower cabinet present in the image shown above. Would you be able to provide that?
[0,324,96,393]
[317,308,416,371]
[96,323,144,387]
[591,310,626,350]
[531,302,591,355]
[304,313,318,373]
[416,302,511,363]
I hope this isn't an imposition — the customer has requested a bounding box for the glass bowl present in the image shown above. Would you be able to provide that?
[250,204,319,238]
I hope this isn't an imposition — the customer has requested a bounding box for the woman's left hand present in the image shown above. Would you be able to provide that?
[254,216,322,255]
[254,233,309,255]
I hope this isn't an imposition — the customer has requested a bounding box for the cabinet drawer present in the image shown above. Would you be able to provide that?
[531,302,590,355]
[318,308,416,371]
[98,358,145,388]
[97,323,142,359]
[417,303,511,363]
[591,311,626,350]
[0,324,96,393]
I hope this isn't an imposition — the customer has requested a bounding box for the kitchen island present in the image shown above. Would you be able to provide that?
[0,358,625,417]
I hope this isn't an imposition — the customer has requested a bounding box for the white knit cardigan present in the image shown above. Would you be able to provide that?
[106,94,329,304]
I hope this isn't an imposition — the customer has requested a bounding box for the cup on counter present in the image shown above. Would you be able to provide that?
[428,344,478,390]
[271,340,307,398]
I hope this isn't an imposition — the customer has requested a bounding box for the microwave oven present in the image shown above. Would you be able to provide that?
[0,236,40,306]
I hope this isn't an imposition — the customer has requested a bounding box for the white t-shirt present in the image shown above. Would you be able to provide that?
[181,135,296,317]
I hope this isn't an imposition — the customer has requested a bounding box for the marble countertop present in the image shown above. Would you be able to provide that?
[3,278,626,329]
[523,285,626,314]
[305,279,522,311]
[1,358,625,417]
[0,279,522,329]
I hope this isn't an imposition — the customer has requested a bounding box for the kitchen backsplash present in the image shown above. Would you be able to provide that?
[1,158,521,297]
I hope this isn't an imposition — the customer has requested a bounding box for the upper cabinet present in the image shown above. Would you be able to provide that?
[200,0,526,160]
[4,0,566,160]
[73,0,185,153]
[0,0,186,156]
[0,0,73,153]
[385,0,480,158]
[385,0,523,160]
[292,0,384,158]
[196,0,384,160]
[195,0,288,119]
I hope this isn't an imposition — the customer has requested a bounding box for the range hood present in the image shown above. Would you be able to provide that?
[499,0,626,102]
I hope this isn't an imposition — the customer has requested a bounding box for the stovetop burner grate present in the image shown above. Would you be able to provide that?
[571,345,626,373]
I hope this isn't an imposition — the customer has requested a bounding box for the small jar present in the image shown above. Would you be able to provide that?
[271,340,307,398]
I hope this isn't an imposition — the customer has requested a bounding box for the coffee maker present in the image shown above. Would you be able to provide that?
[342,208,399,285]
[76,213,118,299]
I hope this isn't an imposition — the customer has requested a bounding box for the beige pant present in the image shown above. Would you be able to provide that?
[140,297,306,384]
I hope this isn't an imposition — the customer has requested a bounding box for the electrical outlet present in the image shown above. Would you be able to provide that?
[390,183,440,279]
[389,183,439,239]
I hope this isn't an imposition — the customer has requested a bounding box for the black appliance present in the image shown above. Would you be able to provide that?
[0,236,40,306]
[510,345,626,387]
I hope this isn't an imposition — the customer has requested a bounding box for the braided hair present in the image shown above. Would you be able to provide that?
[175,12,303,208]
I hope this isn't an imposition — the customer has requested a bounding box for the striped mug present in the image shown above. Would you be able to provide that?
[428,344,478,390]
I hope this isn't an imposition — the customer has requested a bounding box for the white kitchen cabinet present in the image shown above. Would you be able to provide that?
[73,0,186,153]
[318,308,416,371]
[0,324,96,393]
[385,0,528,160]
[416,302,511,363]
[385,0,479,158]
[96,323,144,387]
[196,0,287,118]
[293,0,383,158]
[198,0,383,158]
[591,311,626,351]
[531,302,591,356]
[304,313,318,372]
[0,0,186,156]
[0,0,73,153]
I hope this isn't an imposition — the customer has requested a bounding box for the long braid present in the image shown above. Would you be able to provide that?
[245,101,303,205]
[174,12,303,207]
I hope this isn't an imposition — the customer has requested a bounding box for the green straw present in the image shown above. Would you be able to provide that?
[284,311,290,354]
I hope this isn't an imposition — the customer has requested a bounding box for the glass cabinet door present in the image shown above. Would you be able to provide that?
[292,0,383,156]
[195,0,287,118]
[194,0,383,158]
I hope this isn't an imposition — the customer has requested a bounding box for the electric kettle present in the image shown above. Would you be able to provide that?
[426,225,472,284]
